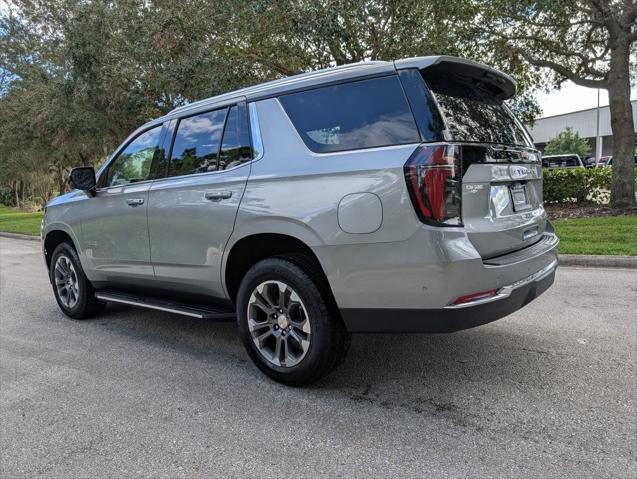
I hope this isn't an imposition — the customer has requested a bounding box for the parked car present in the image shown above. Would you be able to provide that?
[541,154,584,169]
[597,155,612,167]
[42,56,559,385]
[581,156,596,168]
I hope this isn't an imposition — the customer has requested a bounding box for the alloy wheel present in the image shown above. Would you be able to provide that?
[54,255,79,309]
[247,280,311,368]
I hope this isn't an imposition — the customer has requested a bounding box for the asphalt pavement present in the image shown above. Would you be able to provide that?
[1,236,635,478]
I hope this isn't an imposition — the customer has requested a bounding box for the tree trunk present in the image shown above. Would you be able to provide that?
[607,42,636,208]
[57,166,67,196]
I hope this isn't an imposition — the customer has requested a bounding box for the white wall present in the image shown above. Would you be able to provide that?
[527,100,637,144]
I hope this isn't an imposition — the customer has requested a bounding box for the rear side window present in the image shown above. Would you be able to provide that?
[218,105,253,170]
[279,76,420,153]
[169,109,228,177]
[423,73,531,147]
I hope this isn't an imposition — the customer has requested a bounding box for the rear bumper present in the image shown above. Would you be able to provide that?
[340,259,556,333]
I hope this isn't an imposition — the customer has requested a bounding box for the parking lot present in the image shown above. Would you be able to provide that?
[0,236,635,478]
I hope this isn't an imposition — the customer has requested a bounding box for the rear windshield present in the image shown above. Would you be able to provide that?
[279,76,420,153]
[424,74,530,147]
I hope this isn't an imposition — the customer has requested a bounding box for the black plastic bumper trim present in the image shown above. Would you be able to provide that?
[340,269,555,333]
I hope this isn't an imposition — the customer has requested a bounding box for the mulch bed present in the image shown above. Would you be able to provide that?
[545,204,637,219]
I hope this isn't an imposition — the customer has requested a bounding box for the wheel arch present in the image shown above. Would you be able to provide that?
[223,232,333,305]
[43,227,79,271]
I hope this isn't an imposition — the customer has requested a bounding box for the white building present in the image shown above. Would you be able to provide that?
[527,99,637,157]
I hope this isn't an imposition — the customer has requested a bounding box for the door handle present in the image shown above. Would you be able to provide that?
[205,190,233,201]
[126,198,145,207]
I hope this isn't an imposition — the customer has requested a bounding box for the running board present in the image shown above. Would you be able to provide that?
[95,292,236,320]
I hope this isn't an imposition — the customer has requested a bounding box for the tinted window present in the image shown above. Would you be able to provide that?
[219,105,253,170]
[103,126,163,187]
[424,75,530,146]
[279,76,420,153]
[169,109,227,176]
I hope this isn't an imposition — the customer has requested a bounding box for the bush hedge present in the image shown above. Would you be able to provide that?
[542,167,637,205]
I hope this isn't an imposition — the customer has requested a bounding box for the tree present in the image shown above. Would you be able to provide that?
[544,127,593,157]
[0,0,544,207]
[476,0,636,207]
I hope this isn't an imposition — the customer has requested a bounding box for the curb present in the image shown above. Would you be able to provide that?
[559,254,637,269]
[0,232,41,241]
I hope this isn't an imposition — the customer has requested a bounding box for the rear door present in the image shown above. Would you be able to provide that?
[147,100,253,297]
[421,66,548,258]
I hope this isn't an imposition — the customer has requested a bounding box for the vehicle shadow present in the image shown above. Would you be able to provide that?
[93,303,558,405]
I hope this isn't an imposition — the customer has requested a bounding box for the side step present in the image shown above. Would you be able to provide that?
[95,292,236,320]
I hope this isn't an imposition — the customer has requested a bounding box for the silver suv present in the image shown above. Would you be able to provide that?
[42,56,559,385]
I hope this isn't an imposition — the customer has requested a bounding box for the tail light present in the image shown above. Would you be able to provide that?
[404,144,462,226]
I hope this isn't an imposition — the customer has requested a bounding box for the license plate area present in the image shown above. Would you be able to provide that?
[510,183,531,211]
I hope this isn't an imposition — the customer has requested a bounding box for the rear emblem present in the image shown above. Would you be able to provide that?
[509,165,528,179]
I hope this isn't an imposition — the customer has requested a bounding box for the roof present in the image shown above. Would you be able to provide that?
[160,55,517,121]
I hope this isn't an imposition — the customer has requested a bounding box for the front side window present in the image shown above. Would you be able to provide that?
[103,126,163,187]
[279,76,420,153]
[169,109,228,177]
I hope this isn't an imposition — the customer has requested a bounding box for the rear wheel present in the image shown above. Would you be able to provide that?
[236,257,350,386]
[49,242,105,319]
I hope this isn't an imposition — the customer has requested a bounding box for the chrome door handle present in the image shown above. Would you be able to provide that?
[205,191,233,201]
[126,198,145,207]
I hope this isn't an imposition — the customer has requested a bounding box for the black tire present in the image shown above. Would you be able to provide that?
[49,242,105,319]
[236,256,351,386]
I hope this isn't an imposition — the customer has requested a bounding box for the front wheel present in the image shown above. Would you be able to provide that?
[49,242,105,319]
[236,257,350,386]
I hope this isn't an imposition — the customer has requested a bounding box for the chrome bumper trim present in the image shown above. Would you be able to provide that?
[444,258,558,309]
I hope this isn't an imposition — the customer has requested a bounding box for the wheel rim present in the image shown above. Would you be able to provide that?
[247,280,311,368]
[54,255,79,309]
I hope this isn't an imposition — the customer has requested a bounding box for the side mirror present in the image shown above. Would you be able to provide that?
[69,167,96,196]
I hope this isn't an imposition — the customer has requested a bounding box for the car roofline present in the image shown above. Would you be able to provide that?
[157,55,516,122]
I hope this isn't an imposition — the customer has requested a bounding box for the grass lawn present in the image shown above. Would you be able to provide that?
[0,206,43,236]
[552,215,637,256]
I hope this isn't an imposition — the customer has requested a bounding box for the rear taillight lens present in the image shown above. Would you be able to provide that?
[404,144,462,226]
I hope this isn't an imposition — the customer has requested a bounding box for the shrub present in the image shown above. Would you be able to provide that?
[544,127,592,158]
[542,167,635,205]
[0,186,15,206]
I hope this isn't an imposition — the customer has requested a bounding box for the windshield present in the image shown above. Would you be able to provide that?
[542,156,580,168]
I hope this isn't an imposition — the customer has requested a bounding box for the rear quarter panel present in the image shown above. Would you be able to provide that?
[228,98,458,307]
[232,98,421,247]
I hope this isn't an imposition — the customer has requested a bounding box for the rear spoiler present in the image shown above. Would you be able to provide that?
[394,56,516,101]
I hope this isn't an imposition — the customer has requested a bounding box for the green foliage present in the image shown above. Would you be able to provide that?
[1,0,544,204]
[0,186,14,206]
[541,167,631,205]
[544,127,592,157]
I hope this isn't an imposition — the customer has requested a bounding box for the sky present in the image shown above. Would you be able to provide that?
[536,81,637,118]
